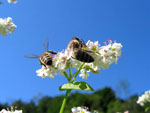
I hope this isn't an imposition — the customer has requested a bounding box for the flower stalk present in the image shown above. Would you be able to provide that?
[72,63,85,82]
[59,62,86,113]
[59,90,71,113]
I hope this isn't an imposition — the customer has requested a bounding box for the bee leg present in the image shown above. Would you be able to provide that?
[43,64,47,68]
[39,60,42,65]
[39,60,47,68]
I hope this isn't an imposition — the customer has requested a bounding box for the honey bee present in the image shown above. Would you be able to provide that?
[67,37,94,63]
[25,38,57,67]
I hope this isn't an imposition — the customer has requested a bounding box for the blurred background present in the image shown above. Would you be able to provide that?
[0,0,150,112]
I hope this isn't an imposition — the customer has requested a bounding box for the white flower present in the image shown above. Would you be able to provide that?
[13,110,22,113]
[72,59,82,70]
[112,42,122,51]
[0,109,22,113]
[36,66,57,78]
[112,42,122,56]
[86,40,100,52]
[71,107,91,113]
[99,44,114,56]
[8,0,17,4]
[53,50,70,75]
[0,109,7,113]
[79,69,89,79]
[0,17,16,36]
[137,90,150,106]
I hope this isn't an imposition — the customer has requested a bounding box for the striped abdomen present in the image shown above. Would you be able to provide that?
[74,49,94,63]
[40,52,52,66]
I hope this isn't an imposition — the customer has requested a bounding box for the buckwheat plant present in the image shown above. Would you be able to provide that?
[0,17,16,36]
[137,90,150,112]
[36,39,122,113]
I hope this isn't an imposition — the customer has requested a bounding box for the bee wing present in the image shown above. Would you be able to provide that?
[75,49,94,63]
[24,54,40,59]
[80,38,87,48]
[43,37,49,51]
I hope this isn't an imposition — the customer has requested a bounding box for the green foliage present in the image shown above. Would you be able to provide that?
[145,107,149,112]
[36,96,52,113]
[144,103,150,113]
[0,87,147,113]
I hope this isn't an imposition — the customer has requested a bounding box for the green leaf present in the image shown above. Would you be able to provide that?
[59,81,94,91]
[0,1,3,4]
[145,107,149,112]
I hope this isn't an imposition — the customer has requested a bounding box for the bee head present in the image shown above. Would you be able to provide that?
[72,37,80,41]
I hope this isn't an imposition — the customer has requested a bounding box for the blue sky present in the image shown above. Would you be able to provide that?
[0,0,150,103]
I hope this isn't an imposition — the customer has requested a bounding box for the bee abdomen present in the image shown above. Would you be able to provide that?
[75,50,94,63]
[40,53,53,66]
[46,58,52,65]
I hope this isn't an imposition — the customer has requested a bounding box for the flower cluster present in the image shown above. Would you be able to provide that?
[137,90,150,106]
[0,106,22,113]
[36,66,57,78]
[71,106,98,113]
[8,0,17,4]
[0,109,22,113]
[74,40,122,79]
[36,39,122,79]
[0,17,16,36]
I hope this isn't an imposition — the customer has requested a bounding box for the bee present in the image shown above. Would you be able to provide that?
[67,37,94,63]
[25,38,57,68]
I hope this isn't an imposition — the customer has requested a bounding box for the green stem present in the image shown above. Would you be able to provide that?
[59,90,71,113]
[60,63,84,113]
[68,65,73,81]
[72,63,85,82]
[63,71,69,82]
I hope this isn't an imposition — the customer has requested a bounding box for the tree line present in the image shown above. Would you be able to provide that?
[0,87,148,113]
